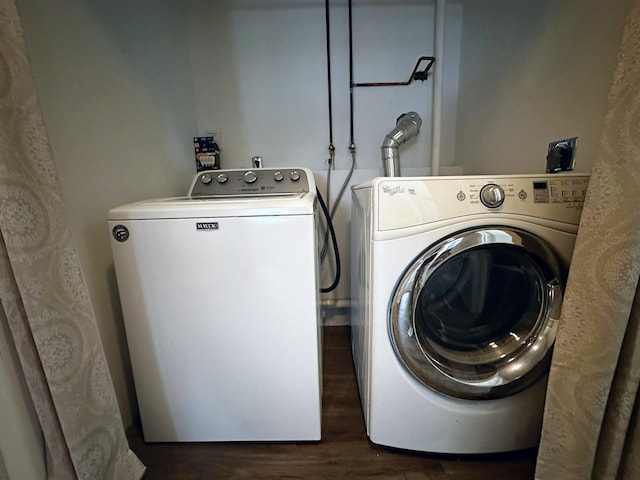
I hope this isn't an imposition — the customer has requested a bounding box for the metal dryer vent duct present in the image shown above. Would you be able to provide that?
[381,112,422,177]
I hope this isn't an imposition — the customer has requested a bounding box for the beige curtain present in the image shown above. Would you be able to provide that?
[0,452,7,480]
[535,0,640,479]
[0,0,145,478]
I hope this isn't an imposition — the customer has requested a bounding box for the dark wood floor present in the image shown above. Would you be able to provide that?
[127,326,537,479]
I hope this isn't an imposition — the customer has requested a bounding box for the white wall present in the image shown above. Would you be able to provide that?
[15,0,628,429]
[455,0,630,175]
[188,0,449,172]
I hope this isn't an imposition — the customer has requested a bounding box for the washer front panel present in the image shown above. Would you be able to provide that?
[389,226,565,400]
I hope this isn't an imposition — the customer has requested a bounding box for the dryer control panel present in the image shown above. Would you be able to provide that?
[464,177,589,208]
[372,173,590,232]
[189,168,311,197]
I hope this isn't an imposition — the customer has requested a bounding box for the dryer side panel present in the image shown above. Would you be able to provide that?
[350,185,373,431]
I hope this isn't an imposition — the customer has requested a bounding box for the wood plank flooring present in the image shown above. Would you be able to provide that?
[127,326,537,479]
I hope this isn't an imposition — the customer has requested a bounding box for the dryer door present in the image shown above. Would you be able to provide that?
[389,227,566,400]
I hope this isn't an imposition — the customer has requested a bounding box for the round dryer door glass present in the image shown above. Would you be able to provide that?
[389,227,566,400]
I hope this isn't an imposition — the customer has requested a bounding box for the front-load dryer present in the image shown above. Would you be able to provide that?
[109,168,322,442]
[350,173,589,454]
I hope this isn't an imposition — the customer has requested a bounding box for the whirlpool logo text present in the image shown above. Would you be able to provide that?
[382,185,406,196]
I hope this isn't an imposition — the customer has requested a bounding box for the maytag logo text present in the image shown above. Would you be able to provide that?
[196,222,219,230]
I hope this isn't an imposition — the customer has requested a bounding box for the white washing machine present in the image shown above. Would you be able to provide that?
[108,168,322,442]
[350,173,589,454]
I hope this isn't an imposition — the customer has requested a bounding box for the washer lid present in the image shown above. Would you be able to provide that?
[389,226,565,400]
[108,192,316,220]
[109,167,317,220]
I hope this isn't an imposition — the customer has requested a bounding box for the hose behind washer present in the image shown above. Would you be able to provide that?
[316,187,340,293]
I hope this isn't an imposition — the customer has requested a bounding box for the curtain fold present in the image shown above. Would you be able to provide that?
[535,0,640,478]
[593,292,640,478]
[0,451,8,480]
[0,0,144,478]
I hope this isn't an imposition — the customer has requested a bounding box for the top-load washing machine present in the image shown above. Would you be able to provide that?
[108,168,322,442]
[350,173,589,454]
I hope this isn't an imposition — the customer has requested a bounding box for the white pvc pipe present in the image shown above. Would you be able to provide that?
[430,0,446,176]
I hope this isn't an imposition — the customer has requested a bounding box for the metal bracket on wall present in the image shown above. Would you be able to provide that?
[351,56,436,88]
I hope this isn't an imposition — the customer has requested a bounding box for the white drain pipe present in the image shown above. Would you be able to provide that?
[430,0,446,176]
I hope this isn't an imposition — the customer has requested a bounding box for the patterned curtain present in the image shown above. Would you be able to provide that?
[0,0,144,478]
[535,0,640,478]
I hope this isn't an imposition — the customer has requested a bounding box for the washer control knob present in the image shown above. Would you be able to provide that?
[273,171,284,182]
[290,170,301,182]
[480,183,505,208]
[200,173,213,185]
[243,171,258,184]
[216,173,228,184]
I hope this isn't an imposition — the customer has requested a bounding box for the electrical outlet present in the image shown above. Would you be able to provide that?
[194,134,220,171]
[546,137,577,173]
[205,130,221,149]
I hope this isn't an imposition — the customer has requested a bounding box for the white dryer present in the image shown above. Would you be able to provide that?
[350,174,589,454]
[108,168,322,442]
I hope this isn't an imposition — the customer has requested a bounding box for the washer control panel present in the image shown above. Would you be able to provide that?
[189,168,310,197]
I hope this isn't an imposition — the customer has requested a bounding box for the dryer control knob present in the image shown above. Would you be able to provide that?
[480,184,505,208]
[200,173,213,185]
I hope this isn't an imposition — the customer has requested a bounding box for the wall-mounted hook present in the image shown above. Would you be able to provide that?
[352,56,436,88]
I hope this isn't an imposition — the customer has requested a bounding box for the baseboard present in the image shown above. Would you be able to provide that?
[321,299,352,326]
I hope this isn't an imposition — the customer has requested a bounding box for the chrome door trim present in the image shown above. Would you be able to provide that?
[389,227,565,400]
